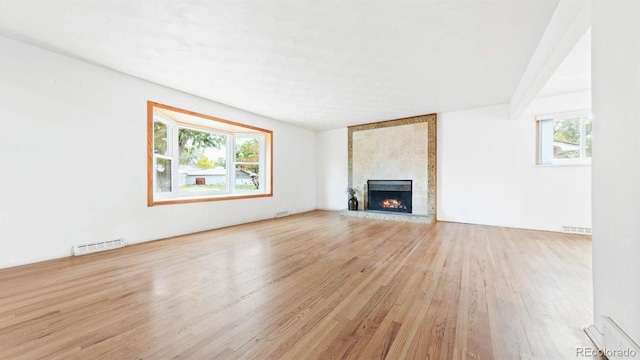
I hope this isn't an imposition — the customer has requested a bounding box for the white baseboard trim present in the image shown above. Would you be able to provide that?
[585,324,604,350]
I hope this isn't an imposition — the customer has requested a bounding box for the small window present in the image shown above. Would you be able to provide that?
[148,101,272,206]
[537,109,592,165]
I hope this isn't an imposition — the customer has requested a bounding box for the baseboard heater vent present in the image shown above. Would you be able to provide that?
[562,226,592,235]
[587,316,640,360]
[73,238,125,256]
[275,211,289,218]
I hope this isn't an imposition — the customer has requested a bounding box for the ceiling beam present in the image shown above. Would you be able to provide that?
[509,0,591,119]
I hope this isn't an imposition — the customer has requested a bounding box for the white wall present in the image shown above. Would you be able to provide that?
[591,0,640,345]
[316,128,348,210]
[0,36,316,269]
[438,90,592,232]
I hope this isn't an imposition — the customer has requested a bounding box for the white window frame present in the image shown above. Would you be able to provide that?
[537,109,592,166]
[148,101,272,206]
[233,134,266,194]
[152,119,174,197]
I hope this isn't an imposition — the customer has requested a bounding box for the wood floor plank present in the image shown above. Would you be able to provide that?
[0,211,597,359]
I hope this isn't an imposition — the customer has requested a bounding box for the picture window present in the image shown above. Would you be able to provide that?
[148,102,272,206]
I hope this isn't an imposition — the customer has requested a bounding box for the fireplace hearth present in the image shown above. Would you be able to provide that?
[367,180,412,214]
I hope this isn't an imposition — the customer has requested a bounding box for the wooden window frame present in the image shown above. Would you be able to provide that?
[147,101,273,206]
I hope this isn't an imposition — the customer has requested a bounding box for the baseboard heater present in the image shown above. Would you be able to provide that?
[585,317,640,360]
[562,226,592,235]
[73,238,125,256]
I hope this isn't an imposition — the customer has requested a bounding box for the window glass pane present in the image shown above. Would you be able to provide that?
[179,168,227,193]
[178,129,227,193]
[585,117,592,158]
[235,137,261,190]
[155,158,172,193]
[235,137,260,162]
[154,121,169,155]
[236,164,259,190]
[553,118,581,159]
[539,119,554,165]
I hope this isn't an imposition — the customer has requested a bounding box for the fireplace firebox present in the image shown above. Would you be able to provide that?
[367,180,412,214]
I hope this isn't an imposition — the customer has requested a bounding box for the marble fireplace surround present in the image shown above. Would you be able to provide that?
[347,114,437,223]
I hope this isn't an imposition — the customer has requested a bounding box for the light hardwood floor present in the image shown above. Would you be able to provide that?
[0,211,597,359]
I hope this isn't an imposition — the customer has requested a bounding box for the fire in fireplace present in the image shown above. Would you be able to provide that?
[367,180,412,214]
[381,198,406,209]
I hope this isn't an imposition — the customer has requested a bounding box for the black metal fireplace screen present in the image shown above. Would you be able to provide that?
[367,180,412,214]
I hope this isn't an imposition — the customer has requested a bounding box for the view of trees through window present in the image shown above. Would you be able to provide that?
[538,110,592,165]
[153,121,172,193]
[149,101,272,205]
[178,129,226,168]
[172,129,263,193]
[235,138,260,190]
[552,117,592,159]
[177,128,227,193]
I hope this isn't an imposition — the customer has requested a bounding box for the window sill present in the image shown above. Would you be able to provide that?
[149,192,272,206]
[536,161,591,168]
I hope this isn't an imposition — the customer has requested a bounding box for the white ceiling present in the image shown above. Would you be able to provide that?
[0,0,562,130]
[537,28,591,98]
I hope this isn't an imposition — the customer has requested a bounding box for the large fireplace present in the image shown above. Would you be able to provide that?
[367,180,412,214]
